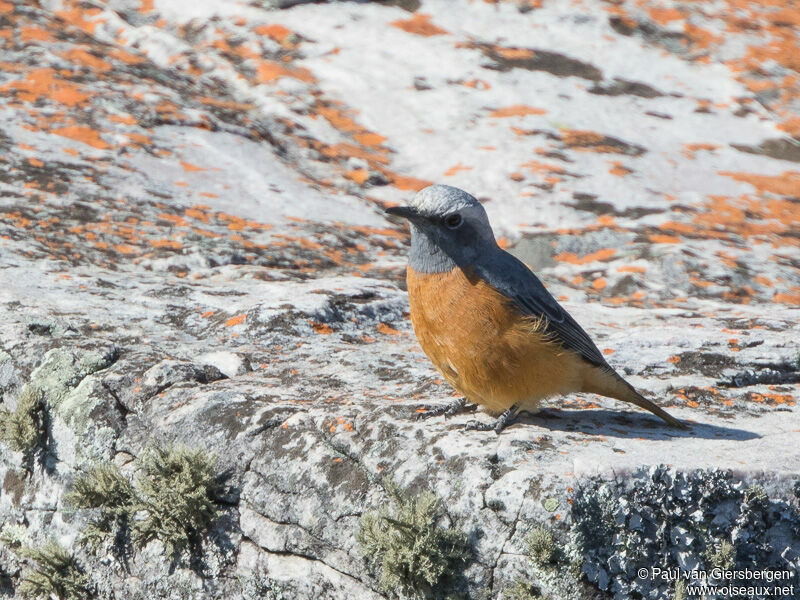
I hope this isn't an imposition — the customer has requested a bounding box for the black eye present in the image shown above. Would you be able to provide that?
[444,213,462,229]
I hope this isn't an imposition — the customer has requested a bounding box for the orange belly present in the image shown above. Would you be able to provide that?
[406,266,586,414]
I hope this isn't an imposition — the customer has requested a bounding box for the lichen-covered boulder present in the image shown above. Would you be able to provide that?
[1,0,798,598]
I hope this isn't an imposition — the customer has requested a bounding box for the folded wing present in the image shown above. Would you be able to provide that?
[474,251,613,372]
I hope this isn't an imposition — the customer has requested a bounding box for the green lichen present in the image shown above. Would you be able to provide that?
[0,348,115,457]
[55,377,101,435]
[525,526,559,567]
[65,462,137,552]
[18,540,89,600]
[132,445,221,559]
[744,484,768,505]
[0,523,27,550]
[356,479,470,599]
[704,539,735,571]
[66,463,136,513]
[240,571,287,600]
[31,348,108,409]
[66,446,221,562]
[503,579,544,600]
[0,385,43,454]
[674,579,686,600]
[542,497,558,513]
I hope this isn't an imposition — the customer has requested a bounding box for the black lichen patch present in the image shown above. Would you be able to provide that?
[567,192,664,218]
[471,43,603,81]
[671,351,734,379]
[571,467,800,599]
[588,78,665,98]
[732,139,800,164]
[717,360,800,388]
[375,0,421,12]
[608,15,689,47]
[2,469,27,505]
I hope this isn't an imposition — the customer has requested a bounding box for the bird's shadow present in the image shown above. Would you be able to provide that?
[508,408,759,441]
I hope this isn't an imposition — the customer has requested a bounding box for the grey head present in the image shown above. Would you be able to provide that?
[386,184,499,273]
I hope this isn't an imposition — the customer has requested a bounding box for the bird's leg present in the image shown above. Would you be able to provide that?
[464,404,520,434]
[416,397,478,419]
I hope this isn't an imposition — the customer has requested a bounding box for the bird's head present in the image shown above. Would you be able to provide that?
[386,184,498,273]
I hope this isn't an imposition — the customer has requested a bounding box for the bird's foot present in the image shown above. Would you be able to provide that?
[416,397,477,419]
[464,404,520,434]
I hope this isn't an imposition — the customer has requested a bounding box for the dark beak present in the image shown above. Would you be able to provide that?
[385,205,422,221]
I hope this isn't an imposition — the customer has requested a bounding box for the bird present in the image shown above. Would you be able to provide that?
[385,184,685,432]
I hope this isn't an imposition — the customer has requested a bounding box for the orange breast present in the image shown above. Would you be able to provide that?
[406,266,585,414]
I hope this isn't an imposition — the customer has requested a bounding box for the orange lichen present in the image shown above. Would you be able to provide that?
[254,60,313,84]
[253,24,293,43]
[390,14,448,37]
[719,171,800,197]
[321,143,389,165]
[649,234,681,244]
[54,4,105,35]
[180,161,206,172]
[649,7,684,24]
[753,276,773,287]
[778,117,800,136]
[311,321,333,335]
[61,47,112,72]
[608,161,632,177]
[773,288,800,305]
[1,68,90,106]
[149,239,182,249]
[225,314,247,327]
[113,244,137,255]
[554,248,616,264]
[52,125,110,149]
[489,105,546,118]
[383,172,432,192]
[682,143,719,159]
[19,27,54,42]
[108,114,137,125]
[158,213,189,227]
[495,47,534,60]
[377,322,401,336]
[562,130,603,145]
[353,132,386,147]
[444,163,473,177]
[520,160,564,175]
[345,169,369,184]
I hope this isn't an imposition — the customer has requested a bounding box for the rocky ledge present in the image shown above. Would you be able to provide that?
[1,0,799,599]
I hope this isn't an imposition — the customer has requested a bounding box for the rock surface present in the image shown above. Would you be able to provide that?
[1,0,799,598]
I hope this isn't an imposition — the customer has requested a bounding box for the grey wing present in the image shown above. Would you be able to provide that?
[474,252,612,370]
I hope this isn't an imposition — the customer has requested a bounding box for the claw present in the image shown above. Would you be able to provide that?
[416,397,477,419]
[464,404,520,434]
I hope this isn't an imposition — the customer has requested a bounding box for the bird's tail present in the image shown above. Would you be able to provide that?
[582,367,687,429]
